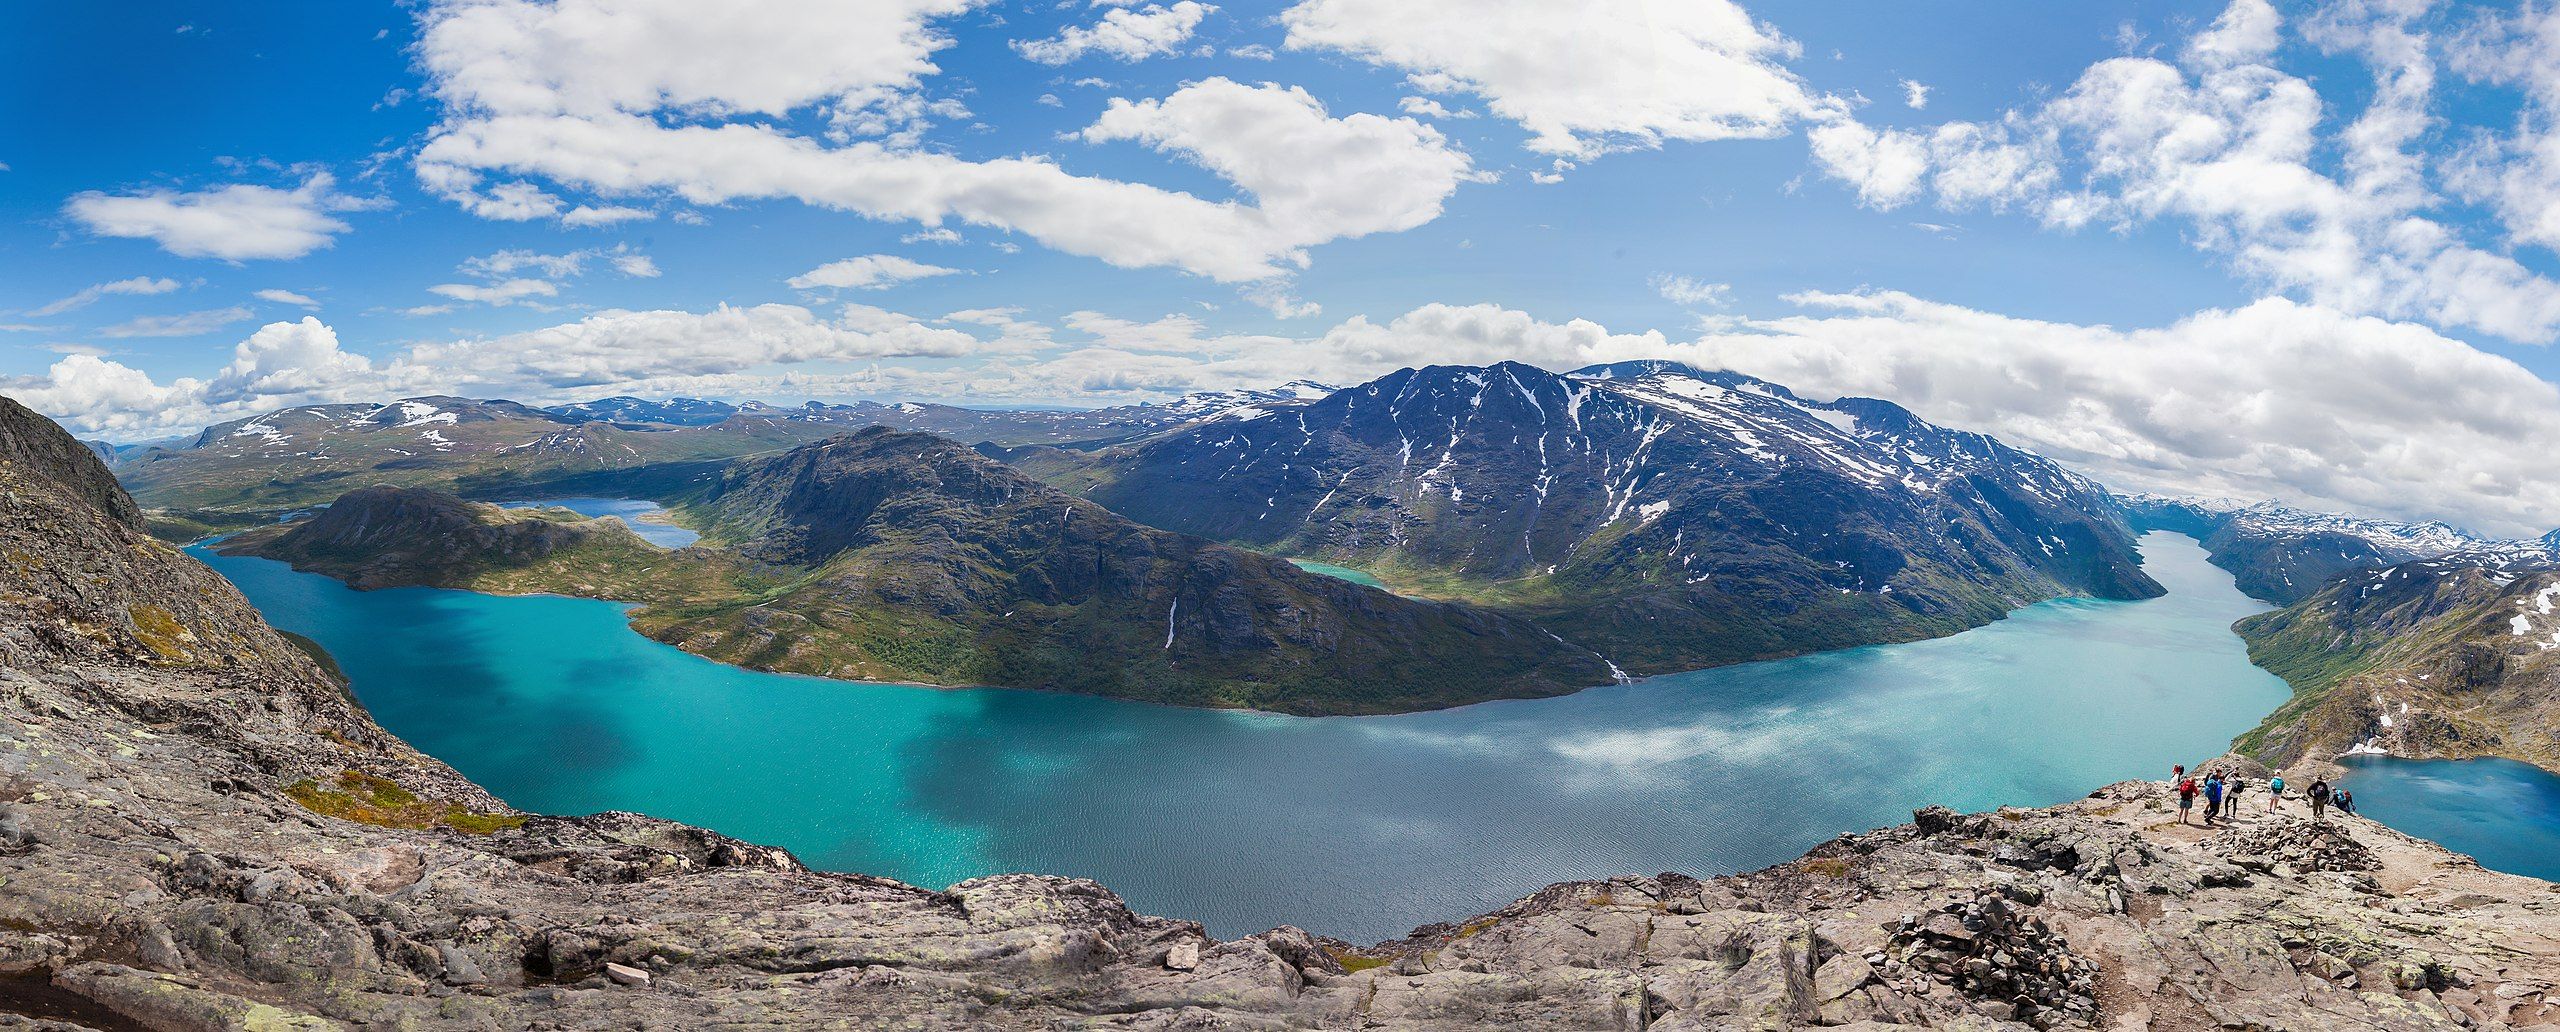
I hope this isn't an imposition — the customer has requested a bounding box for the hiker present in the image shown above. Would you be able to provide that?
[2309,778,2331,821]
[2171,763,2185,784]
[2176,776,2198,824]
[2227,775,2248,814]
[2335,788,2355,816]
[2268,774,2285,810]
[2203,773,2226,824]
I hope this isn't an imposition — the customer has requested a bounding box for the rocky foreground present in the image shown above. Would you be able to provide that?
[6,397,2560,1030]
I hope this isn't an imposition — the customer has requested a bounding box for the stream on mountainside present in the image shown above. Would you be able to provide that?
[189,526,2547,942]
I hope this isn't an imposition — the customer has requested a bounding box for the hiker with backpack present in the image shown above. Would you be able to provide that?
[2176,775,2199,824]
[2203,772,2226,824]
[2267,774,2284,811]
[2309,778,2331,821]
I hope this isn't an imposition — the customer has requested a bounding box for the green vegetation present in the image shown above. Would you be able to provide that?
[235,434,1612,715]
[284,770,525,834]
[1324,947,1391,973]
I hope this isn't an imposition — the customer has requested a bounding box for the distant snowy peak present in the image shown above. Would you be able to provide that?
[1153,381,1342,421]
[2131,494,2503,562]
[547,396,739,427]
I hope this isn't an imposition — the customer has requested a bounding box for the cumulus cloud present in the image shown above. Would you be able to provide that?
[1014,2,1214,64]
[1081,78,1477,247]
[1281,0,1836,159]
[412,0,1471,284]
[1899,78,1930,109]
[29,277,182,317]
[63,174,363,261]
[1805,0,2560,344]
[10,304,998,436]
[1663,291,2560,537]
[787,254,965,290]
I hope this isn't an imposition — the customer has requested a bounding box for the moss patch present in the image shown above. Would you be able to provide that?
[1323,947,1391,973]
[284,771,524,835]
[126,603,194,661]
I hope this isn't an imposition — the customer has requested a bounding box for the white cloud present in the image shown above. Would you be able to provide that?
[1081,78,1476,247]
[10,305,995,436]
[428,278,560,306]
[560,203,654,227]
[393,304,984,388]
[787,254,965,290]
[29,276,182,317]
[461,249,589,280]
[63,174,361,261]
[1899,78,1930,109]
[1281,0,1835,159]
[1014,1,1214,64]
[1649,274,1731,308]
[1396,96,1473,120]
[412,0,1481,283]
[902,227,963,244]
[98,306,255,338]
[254,288,322,308]
[1806,0,2560,344]
[429,245,660,306]
[1660,291,2560,537]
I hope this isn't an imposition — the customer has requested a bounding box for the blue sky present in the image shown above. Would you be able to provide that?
[10,0,2560,535]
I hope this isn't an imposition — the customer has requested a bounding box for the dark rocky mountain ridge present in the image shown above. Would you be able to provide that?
[1039,361,2160,674]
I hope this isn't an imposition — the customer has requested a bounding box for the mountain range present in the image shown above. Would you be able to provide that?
[1023,361,2160,674]
[196,362,2166,709]
[226,430,1613,714]
[2121,495,2560,605]
[107,383,1335,530]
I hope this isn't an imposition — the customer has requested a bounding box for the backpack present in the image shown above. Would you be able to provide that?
[2178,778,2195,794]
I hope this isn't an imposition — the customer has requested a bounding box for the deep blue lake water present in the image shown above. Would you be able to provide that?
[194,531,2370,942]
[2337,755,2560,881]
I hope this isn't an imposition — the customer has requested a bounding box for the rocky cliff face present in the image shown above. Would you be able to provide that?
[1043,362,2159,675]
[2235,555,2560,772]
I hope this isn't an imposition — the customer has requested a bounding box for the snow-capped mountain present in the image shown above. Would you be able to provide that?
[2121,494,2556,603]
[1049,361,2159,675]
[547,396,741,427]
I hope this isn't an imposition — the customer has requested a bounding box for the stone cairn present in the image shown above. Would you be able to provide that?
[2207,814,2380,874]
[1875,889,2100,1029]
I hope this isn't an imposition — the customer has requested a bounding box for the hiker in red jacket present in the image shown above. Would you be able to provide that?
[2176,777,2199,825]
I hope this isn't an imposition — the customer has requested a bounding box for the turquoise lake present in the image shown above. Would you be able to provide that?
[1286,559,1389,590]
[198,531,2325,942]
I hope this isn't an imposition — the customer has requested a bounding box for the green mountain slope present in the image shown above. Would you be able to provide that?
[232,431,1615,714]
